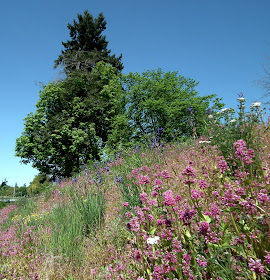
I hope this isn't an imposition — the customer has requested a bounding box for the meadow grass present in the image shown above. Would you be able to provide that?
[0,100,270,279]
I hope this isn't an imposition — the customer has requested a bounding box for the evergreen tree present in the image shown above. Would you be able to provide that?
[54,10,123,74]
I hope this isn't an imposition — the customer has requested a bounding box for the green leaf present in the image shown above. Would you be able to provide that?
[202,214,212,224]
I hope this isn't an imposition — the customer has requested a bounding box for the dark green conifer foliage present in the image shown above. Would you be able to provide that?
[54,10,123,74]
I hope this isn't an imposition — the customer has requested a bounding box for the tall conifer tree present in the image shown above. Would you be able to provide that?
[54,10,123,74]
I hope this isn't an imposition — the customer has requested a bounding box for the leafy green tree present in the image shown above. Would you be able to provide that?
[0,179,15,196]
[0,179,8,193]
[16,184,28,197]
[15,62,120,178]
[107,69,223,147]
[28,174,50,195]
[54,10,123,74]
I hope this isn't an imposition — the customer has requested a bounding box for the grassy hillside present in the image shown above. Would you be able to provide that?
[1,116,270,279]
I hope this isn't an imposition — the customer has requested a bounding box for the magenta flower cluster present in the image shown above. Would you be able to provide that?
[110,139,270,279]
[234,139,255,165]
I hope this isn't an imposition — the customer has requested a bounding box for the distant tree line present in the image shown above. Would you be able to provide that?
[15,10,223,180]
[0,179,28,197]
[0,175,51,197]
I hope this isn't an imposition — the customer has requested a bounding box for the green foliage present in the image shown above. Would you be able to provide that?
[16,62,120,178]
[54,10,123,74]
[16,10,123,179]
[0,201,8,209]
[28,174,50,195]
[0,179,18,197]
[2,197,38,230]
[50,203,84,260]
[206,97,265,177]
[107,69,223,147]
[72,191,106,236]
[15,197,38,216]
[15,185,28,197]
[0,179,10,196]
[49,191,105,260]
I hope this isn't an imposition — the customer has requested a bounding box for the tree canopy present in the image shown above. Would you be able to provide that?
[28,174,50,195]
[54,10,123,74]
[15,10,224,179]
[108,69,223,147]
[15,62,120,178]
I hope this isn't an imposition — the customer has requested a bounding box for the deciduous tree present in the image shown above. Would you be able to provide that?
[107,69,223,147]
[16,62,120,178]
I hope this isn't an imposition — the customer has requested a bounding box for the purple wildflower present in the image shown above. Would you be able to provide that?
[217,158,228,174]
[191,189,204,200]
[161,170,172,179]
[140,192,149,203]
[139,175,151,185]
[248,258,265,275]
[199,221,210,235]
[162,190,176,206]
[182,165,196,177]
[264,251,270,265]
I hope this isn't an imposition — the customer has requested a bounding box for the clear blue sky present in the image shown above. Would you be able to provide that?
[1,0,269,187]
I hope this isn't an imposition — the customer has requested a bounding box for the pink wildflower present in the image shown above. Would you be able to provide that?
[162,190,176,206]
[147,214,154,222]
[199,179,208,189]
[257,191,269,204]
[248,258,265,275]
[161,170,172,179]
[151,190,158,197]
[196,256,208,267]
[127,217,140,232]
[125,211,132,218]
[182,165,196,177]
[191,189,204,200]
[217,158,228,174]
[139,175,151,185]
[210,203,221,216]
[154,179,163,186]
[140,192,149,203]
[199,221,210,235]
[264,251,270,265]
[148,199,157,206]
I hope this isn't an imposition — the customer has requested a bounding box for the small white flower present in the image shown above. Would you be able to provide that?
[237,97,245,102]
[208,114,213,119]
[252,102,261,107]
[230,119,237,123]
[221,108,229,113]
[147,236,160,245]
[199,141,211,144]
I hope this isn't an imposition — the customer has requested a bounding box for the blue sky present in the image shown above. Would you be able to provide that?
[1,0,269,187]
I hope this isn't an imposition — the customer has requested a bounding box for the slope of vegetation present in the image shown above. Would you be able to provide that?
[1,99,270,279]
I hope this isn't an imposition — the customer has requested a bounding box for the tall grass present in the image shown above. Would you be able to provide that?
[0,97,269,279]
